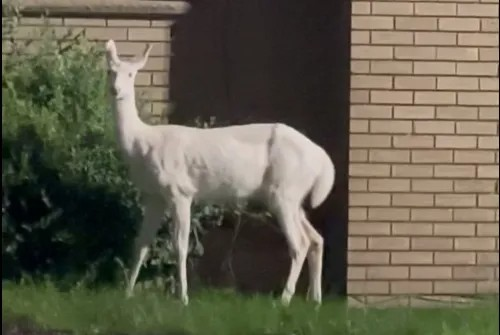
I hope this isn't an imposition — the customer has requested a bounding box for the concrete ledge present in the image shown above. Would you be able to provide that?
[3,0,191,19]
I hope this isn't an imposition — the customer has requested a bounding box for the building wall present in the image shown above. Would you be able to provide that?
[349,0,499,303]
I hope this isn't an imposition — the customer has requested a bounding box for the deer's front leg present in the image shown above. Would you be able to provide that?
[171,195,192,305]
[127,195,165,297]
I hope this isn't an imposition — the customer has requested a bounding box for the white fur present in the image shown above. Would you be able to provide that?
[104,40,335,306]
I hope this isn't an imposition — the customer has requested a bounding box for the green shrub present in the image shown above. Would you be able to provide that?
[2,14,224,288]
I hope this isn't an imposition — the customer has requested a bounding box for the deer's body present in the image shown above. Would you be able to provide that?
[104,40,335,306]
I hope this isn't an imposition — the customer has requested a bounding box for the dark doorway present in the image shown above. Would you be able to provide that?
[170,0,350,297]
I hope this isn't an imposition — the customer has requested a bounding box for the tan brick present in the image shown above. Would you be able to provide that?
[456,150,496,164]
[19,17,63,25]
[392,164,434,177]
[152,72,169,85]
[349,237,367,250]
[437,77,478,91]
[350,193,391,206]
[415,32,457,46]
[141,57,170,72]
[350,208,368,221]
[436,136,477,149]
[479,47,499,61]
[457,121,497,135]
[392,223,433,236]
[349,222,391,236]
[454,209,496,222]
[370,120,413,134]
[351,31,370,44]
[135,73,151,86]
[352,2,371,14]
[371,31,414,45]
[369,208,410,221]
[370,60,413,74]
[434,223,476,236]
[349,251,390,265]
[478,195,500,208]
[481,18,499,32]
[369,179,411,192]
[351,60,370,74]
[84,27,127,41]
[477,281,499,294]
[351,90,370,103]
[414,121,455,134]
[64,18,106,26]
[369,149,411,163]
[457,62,498,76]
[477,252,499,265]
[372,2,413,15]
[395,46,436,60]
[413,179,453,193]
[438,18,480,32]
[415,91,457,105]
[107,19,151,27]
[350,134,392,148]
[478,136,499,149]
[480,78,499,91]
[458,4,499,17]
[436,106,478,120]
[350,120,368,134]
[435,194,477,208]
[349,179,368,191]
[391,281,433,294]
[138,87,169,101]
[394,135,434,149]
[351,105,392,119]
[351,75,393,89]
[437,47,479,61]
[394,106,435,120]
[415,3,456,16]
[459,92,499,106]
[435,252,476,265]
[412,150,454,163]
[410,266,452,279]
[396,17,437,30]
[352,16,394,30]
[411,237,453,250]
[435,165,476,178]
[368,237,410,251]
[454,179,497,193]
[352,46,394,59]
[392,194,434,207]
[394,76,436,90]
[459,33,499,47]
[454,266,496,280]
[478,107,499,120]
[434,281,476,294]
[151,20,175,27]
[350,148,368,161]
[367,266,409,280]
[347,267,366,280]
[128,28,171,41]
[414,62,456,75]
[477,165,499,178]
[348,281,389,294]
[371,91,413,104]
[350,163,391,177]
[392,252,433,265]
[411,208,453,222]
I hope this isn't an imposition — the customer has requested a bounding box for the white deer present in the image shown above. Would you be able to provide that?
[104,39,335,306]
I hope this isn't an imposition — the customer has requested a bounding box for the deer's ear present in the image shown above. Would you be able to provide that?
[105,39,121,65]
[135,44,153,69]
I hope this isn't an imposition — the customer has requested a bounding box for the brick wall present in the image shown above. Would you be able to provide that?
[349,0,499,303]
[8,15,174,122]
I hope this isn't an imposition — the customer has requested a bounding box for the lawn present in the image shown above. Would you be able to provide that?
[2,282,499,335]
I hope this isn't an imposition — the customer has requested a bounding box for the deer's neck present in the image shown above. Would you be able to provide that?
[112,95,147,155]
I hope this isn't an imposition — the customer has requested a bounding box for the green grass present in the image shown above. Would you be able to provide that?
[2,282,499,335]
